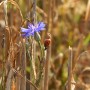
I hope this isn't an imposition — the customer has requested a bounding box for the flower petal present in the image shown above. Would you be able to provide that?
[21,27,30,33]
[35,22,45,32]
[35,27,45,32]
[21,22,46,38]
[22,32,32,37]
[28,23,34,30]
[38,22,45,28]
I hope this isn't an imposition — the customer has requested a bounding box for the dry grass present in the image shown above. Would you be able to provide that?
[0,0,89,90]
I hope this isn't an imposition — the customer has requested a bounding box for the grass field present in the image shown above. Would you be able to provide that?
[0,0,90,90]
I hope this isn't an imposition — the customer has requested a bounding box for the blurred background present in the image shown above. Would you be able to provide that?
[0,0,90,90]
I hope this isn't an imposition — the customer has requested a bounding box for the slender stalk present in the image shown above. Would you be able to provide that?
[27,0,37,89]
[35,41,45,86]
[20,39,26,90]
[2,0,8,89]
[4,0,8,26]
[26,0,31,90]
[30,0,37,89]
[48,0,53,33]
[1,35,5,90]
[31,38,36,80]
[16,45,22,90]
[5,69,14,90]
[33,0,37,24]
[44,38,51,90]
[68,46,73,90]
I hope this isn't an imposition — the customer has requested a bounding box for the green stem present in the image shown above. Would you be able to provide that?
[35,40,45,86]
[38,41,44,59]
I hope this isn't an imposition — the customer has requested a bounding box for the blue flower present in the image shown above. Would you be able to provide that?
[21,22,45,37]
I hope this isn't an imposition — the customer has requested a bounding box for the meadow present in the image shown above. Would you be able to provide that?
[0,0,90,90]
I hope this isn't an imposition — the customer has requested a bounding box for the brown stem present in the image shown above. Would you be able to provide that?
[5,69,14,90]
[20,39,26,90]
[44,39,51,90]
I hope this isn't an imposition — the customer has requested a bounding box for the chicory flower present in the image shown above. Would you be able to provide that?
[21,22,45,37]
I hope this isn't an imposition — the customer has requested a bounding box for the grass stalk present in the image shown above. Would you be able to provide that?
[3,0,8,26]
[5,69,14,90]
[30,0,37,90]
[44,36,51,90]
[68,46,73,90]
[2,0,8,89]
[20,39,26,90]
[2,35,5,90]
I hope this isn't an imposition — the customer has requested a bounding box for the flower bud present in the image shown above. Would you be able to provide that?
[34,32,41,42]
